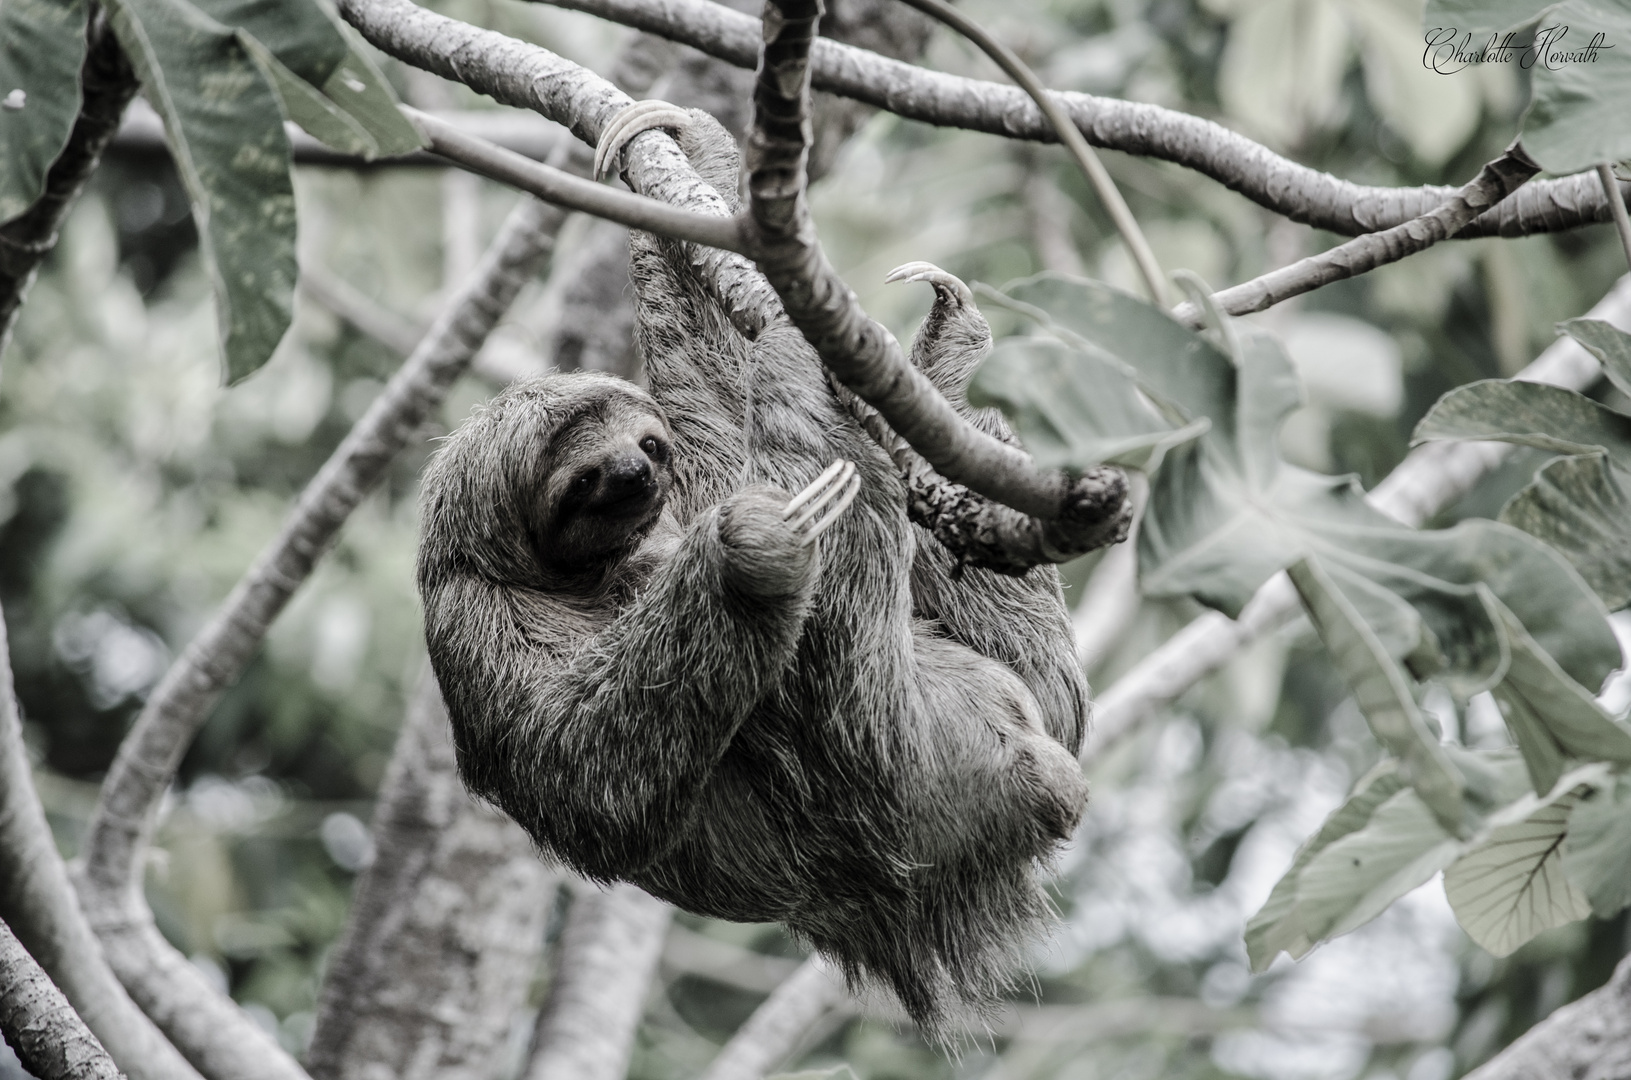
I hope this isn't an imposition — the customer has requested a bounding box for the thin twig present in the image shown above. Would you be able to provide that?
[888,0,1163,302]
[1085,274,1631,761]
[0,917,125,1080]
[0,15,139,354]
[1600,164,1631,272]
[407,109,750,254]
[526,0,1629,242]
[697,957,847,1080]
[1171,144,1541,326]
[522,885,671,1080]
[0,611,203,1080]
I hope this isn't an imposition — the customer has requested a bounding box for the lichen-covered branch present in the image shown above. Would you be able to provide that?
[521,885,671,1080]
[0,611,203,1080]
[0,917,124,1080]
[76,189,575,1080]
[697,957,848,1080]
[1085,273,1631,759]
[0,14,139,353]
[307,676,555,1080]
[1172,145,1542,326]
[529,0,1629,241]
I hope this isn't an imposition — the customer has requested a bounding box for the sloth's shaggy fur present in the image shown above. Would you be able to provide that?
[417,114,1090,1038]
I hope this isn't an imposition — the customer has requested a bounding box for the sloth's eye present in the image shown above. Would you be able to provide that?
[640,436,660,457]
[572,473,596,494]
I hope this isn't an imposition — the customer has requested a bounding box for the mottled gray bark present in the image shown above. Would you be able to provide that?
[0,611,202,1080]
[522,885,671,1080]
[1462,952,1631,1080]
[0,15,139,353]
[307,676,555,1080]
[532,0,1631,242]
[696,958,847,1080]
[0,919,123,1080]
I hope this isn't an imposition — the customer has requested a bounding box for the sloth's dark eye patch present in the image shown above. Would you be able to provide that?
[569,471,597,498]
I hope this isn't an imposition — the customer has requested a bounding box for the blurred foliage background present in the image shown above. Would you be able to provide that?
[4,0,1630,1078]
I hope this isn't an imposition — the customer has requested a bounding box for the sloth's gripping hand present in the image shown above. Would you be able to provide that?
[717,461,860,599]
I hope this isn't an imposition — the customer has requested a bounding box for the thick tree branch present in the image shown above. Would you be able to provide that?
[0,918,124,1080]
[1461,951,1631,1080]
[745,0,1126,534]
[0,15,139,354]
[1172,145,1541,326]
[529,0,1630,241]
[308,676,555,1080]
[522,885,671,1080]
[0,612,203,1080]
[697,957,847,1080]
[76,187,576,1080]
[1085,273,1631,760]
[340,0,1128,556]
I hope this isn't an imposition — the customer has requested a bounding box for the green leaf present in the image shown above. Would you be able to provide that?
[1519,0,1631,175]
[1560,319,1631,401]
[1414,379,1631,472]
[1563,771,1631,918]
[1288,556,1465,833]
[1487,597,1631,794]
[103,0,296,381]
[0,0,87,223]
[996,274,1620,701]
[1443,770,1604,956]
[969,336,1210,471]
[1502,452,1631,611]
[1245,763,1409,971]
[191,0,421,158]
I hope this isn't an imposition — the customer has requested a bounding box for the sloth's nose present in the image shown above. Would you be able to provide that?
[602,454,653,499]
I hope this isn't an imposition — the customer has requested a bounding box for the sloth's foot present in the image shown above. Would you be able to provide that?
[782,460,861,544]
[594,99,693,180]
[885,261,975,307]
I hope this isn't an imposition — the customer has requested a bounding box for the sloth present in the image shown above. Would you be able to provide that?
[417,109,1094,1037]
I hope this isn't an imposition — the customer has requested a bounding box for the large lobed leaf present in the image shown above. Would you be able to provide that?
[1416,320,1631,613]
[0,0,87,223]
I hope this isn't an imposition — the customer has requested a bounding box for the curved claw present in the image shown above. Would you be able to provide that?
[783,460,861,545]
[593,100,694,180]
[884,261,974,306]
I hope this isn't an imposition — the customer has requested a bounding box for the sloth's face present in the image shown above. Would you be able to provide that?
[534,395,674,574]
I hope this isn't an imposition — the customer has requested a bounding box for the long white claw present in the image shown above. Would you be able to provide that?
[796,470,861,546]
[593,100,693,180]
[783,460,859,540]
[884,261,974,305]
[782,460,849,520]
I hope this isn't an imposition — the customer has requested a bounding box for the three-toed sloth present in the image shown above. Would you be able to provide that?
[417,113,1091,1037]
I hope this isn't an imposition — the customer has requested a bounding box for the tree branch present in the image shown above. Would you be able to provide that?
[307,675,555,1080]
[744,0,1126,535]
[1085,273,1631,760]
[1461,951,1631,1080]
[0,14,139,354]
[0,917,124,1080]
[527,0,1630,242]
[696,957,848,1080]
[521,885,671,1080]
[76,187,577,1080]
[0,611,203,1080]
[1171,144,1542,326]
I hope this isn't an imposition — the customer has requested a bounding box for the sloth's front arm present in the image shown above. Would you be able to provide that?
[423,481,851,879]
